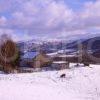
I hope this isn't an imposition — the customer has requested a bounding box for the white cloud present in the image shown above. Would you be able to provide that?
[79,1,100,29]
[11,0,74,30]
[0,0,100,41]
[0,16,7,26]
[0,28,19,41]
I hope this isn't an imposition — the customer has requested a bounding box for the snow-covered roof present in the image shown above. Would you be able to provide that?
[46,52,58,57]
[53,61,68,64]
[58,54,78,58]
[22,51,39,59]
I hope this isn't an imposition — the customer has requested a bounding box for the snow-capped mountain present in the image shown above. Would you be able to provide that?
[17,35,100,54]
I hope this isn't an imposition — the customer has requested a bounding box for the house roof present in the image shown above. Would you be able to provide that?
[53,61,68,64]
[22,51,39,59]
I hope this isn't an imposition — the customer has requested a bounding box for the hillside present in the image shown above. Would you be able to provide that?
[0,64,100,100]
[66,36,100,50]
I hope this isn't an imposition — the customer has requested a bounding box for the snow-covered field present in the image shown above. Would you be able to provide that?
[0,64,100,100]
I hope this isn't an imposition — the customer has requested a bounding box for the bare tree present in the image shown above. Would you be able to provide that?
[0,34,20,73]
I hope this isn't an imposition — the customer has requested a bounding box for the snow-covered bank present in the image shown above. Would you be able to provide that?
[0,64,100,100]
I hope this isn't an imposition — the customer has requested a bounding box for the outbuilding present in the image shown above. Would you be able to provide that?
[21,51,52,68]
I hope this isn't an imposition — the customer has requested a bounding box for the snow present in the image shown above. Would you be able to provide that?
[0,64,100,100]
[46,52,58,57]
[58,54,78,58]
[53,61,68,64]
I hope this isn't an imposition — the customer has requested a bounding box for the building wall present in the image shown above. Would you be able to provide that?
[32,54,52,68]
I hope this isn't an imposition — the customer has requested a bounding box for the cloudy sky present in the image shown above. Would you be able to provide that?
[0,0,100,41]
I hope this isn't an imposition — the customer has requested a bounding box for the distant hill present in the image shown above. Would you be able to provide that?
[66,36,100,51]
[17,36,100,54]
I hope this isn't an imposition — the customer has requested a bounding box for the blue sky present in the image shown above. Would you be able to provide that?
[0,0,100,41]
[65,0,95,10]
